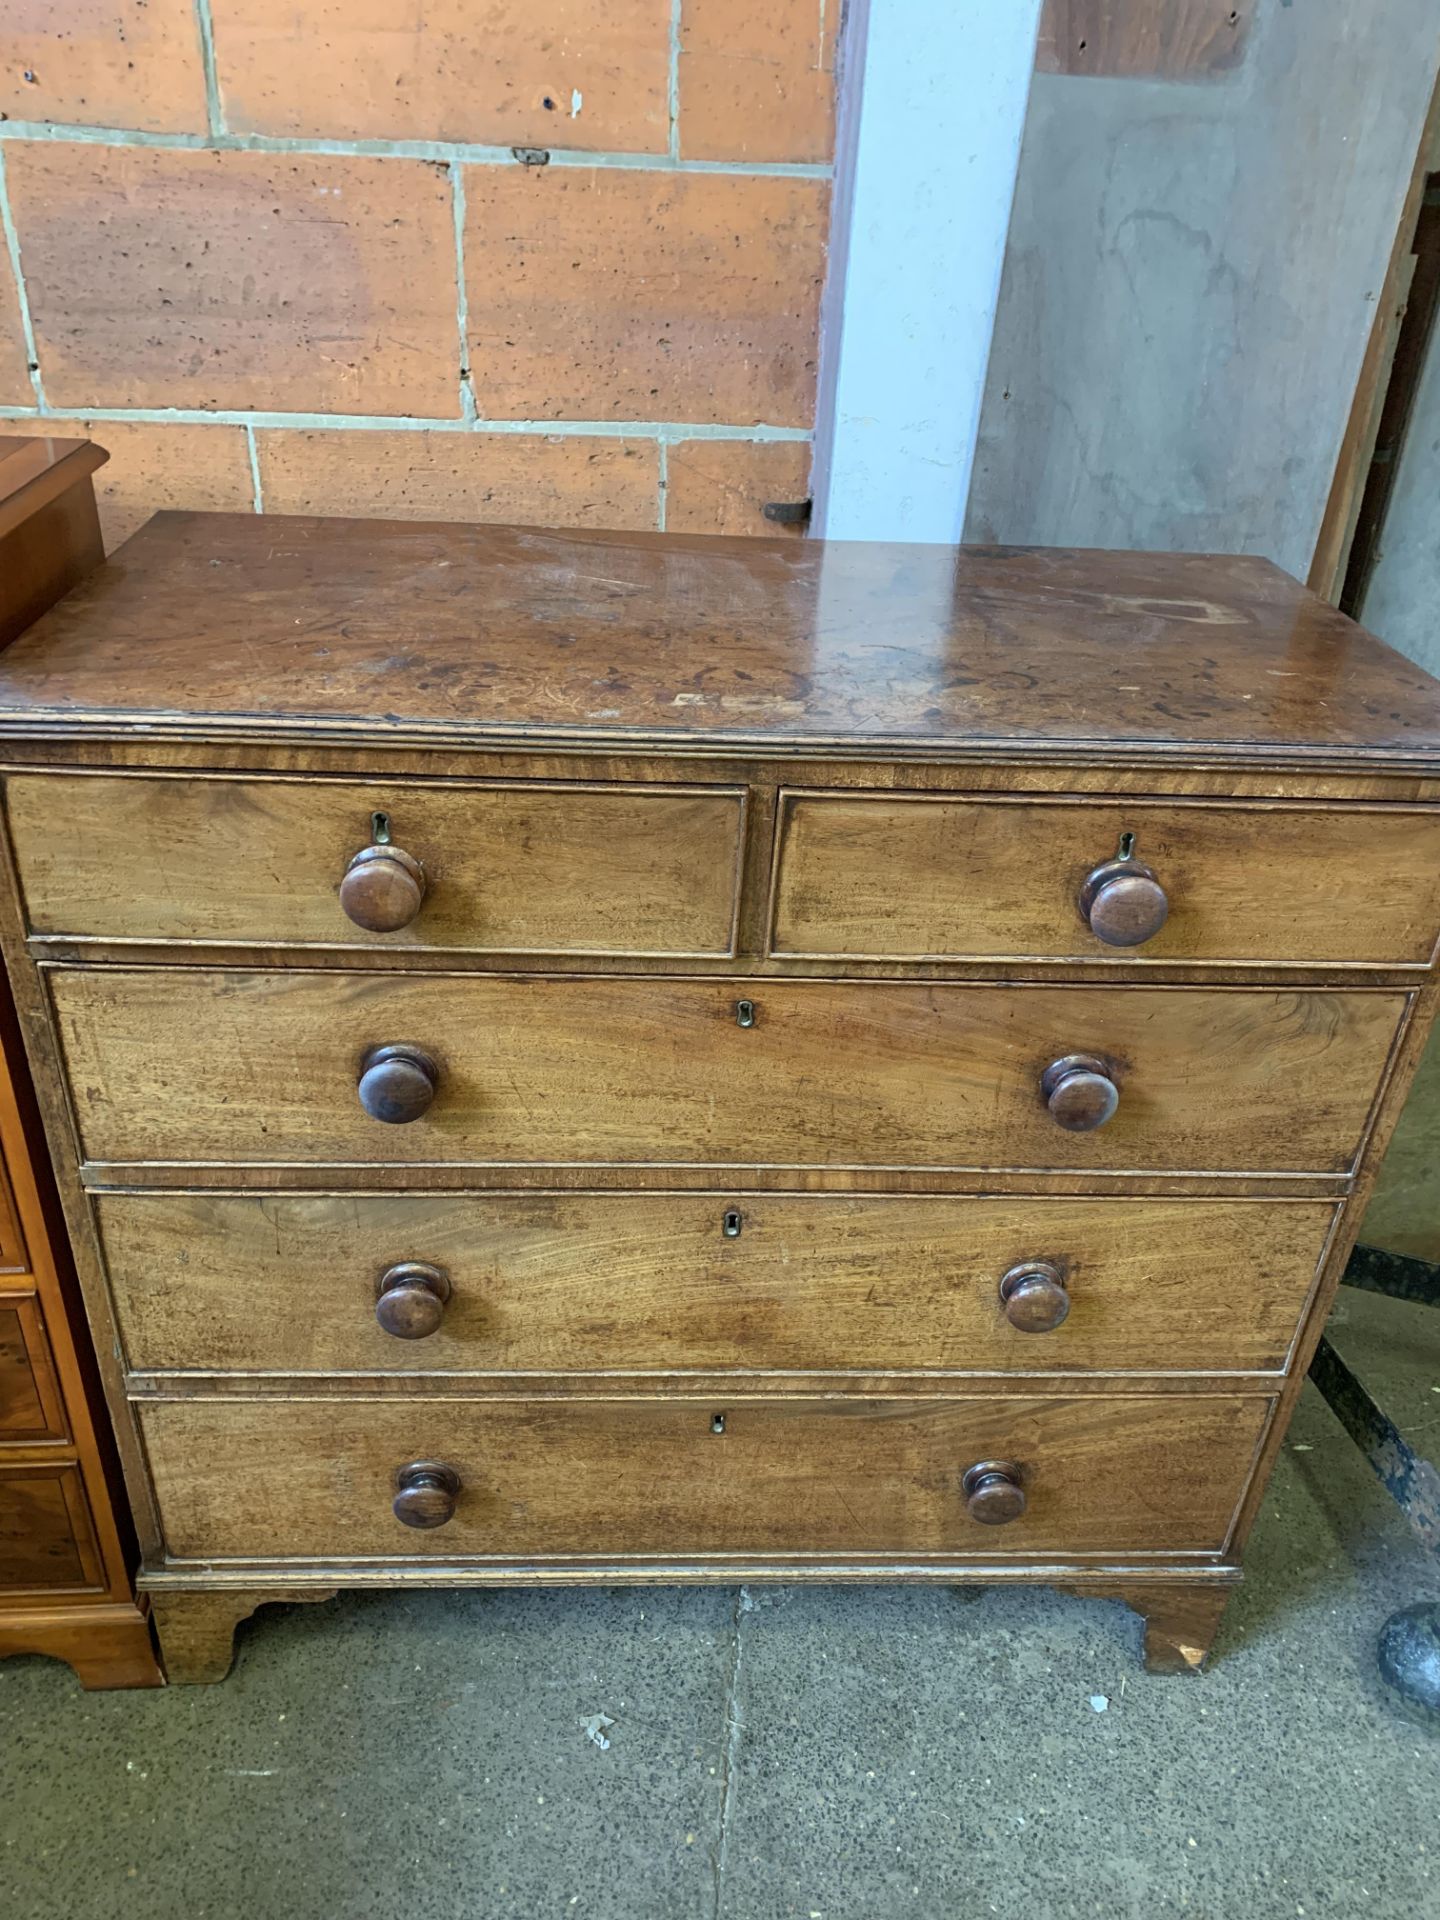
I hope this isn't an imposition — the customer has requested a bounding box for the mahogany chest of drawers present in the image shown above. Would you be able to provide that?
[0,438,159,1690]
[2,503,1439,1682]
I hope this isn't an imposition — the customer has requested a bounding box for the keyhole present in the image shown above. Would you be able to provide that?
[1117,831,1135,860]
[711,1412,727,1434]
[722,1209,742,1239]
[735,999,756,1028]
[372,810,392,845]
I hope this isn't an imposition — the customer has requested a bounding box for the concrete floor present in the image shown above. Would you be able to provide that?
[3,1285,1438,1920]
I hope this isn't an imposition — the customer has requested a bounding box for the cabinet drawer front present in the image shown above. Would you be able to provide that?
[54,971,1405,1174]
[771,793,1440,965]
[0,1464,101,1592]
[141,1394,1270,1561]
[0,1296,66,1439]
[100,1193,1337,1376]
[0,1158,26,1272]
[7,774,744,958]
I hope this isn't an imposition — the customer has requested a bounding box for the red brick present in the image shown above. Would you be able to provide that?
[464,167,828,426]
[6,144,460,417]
[680,0,837,164]
[0,417,254,550]
[666,438,812,536]
[0,244,30,405]
[211,0,670,151]
[256,428,658,529]
[0,0,209,134]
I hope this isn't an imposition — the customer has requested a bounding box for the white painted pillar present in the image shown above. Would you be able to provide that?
[812,0,1042,542]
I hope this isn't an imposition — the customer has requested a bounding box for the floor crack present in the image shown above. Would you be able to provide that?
[711,1584,749,1920]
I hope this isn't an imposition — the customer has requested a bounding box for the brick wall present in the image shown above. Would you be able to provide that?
[0,3,836,550]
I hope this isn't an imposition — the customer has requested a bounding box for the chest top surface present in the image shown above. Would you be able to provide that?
[1,510,1438,767]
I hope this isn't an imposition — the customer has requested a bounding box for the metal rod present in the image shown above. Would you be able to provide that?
[1309,1335,1440,1558]
[1341,1242,1440,1309]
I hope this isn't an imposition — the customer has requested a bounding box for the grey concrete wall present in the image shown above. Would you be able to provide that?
[965,0,1440,578]
[1361,314,1440,673]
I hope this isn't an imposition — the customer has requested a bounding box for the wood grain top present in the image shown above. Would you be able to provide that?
[1,510,1439,765]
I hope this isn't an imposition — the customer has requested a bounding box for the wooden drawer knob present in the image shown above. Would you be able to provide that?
[340,844,426,932]
[375,1261,451,1339]
[999,1260,1070,1332]
[1041,1053,1119,1132]
[358,1044,439,1124]
[1080,853,1168,947]
[962,1460,1026,1526]
[393,1460,460,1530]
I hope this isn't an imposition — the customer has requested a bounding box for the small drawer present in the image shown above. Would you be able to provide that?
[98,1192,1337,1377]
[0,1156,26,1272]
[54,970,1406,1175]
[6,773,745,958]
[141,1393,1272,1562]
[0,1295,67,1440]
[0,1463,102,1592]
[770,792,1440,965]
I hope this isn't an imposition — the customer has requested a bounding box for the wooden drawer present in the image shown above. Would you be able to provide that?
[6,773,745,958]
[53,970,1406,1175]
[0,1295,66,1439]
[0,1463,102,1592]
[771,792,1440,965]
[98,1193,1337,1377]
[140,1393,1272,1561]
[0,1155,25,1272]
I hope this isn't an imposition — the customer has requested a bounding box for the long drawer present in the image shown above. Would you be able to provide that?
[5,773,746,958]
[770,791,1440,965]
[52,970,1406,1173]
[98,1192,1337,1376]
[140,1393,1272,1561]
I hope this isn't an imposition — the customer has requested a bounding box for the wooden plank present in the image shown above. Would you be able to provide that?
[1311,72,1440,603]
[1037,0,1253,79]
